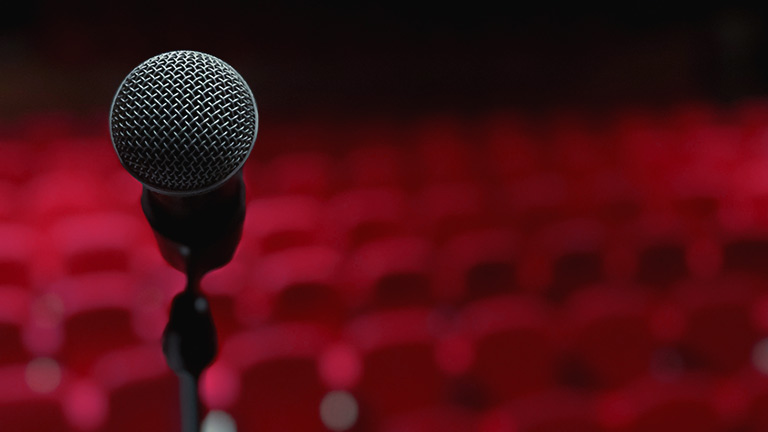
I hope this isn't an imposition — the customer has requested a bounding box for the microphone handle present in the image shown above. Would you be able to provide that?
[141,172,246,279]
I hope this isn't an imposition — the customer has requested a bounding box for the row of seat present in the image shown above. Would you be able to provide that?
[3,209,768,296]
[2,273,766,388]
[4,107,768,214]
[1,157,767,229]
[5,338,768,431]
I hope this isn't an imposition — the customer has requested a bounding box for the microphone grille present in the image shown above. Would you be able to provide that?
[110,50,258,195]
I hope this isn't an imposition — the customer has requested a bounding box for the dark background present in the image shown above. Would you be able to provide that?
[2,3,768,120]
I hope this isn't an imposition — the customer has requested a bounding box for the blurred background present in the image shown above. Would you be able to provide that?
[5,3,768,117]
[4,2,768,432]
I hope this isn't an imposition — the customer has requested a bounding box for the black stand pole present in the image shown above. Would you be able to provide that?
[178,372,200,432]
[162,276,217,432]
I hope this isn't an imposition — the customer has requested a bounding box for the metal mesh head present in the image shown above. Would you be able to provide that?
[110,50,258,195]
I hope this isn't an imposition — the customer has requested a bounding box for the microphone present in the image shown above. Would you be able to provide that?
[109,50,258,432]
[109,50,258,281]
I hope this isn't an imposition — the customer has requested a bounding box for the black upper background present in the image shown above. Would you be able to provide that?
[2,2,768,121]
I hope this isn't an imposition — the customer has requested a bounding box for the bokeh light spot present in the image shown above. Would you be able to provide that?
[25,357,61,394]
[752,338,768,375]
[30,293,64,328]
[202,410,237,432]
[320,390,359,431]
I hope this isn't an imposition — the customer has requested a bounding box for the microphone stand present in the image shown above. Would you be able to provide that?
[142,174,246,432]
[162,275,216,432]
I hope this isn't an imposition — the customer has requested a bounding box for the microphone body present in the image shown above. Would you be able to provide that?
[141,172,246,280]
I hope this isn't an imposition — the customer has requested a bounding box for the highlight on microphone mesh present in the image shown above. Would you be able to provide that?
[109,50,258,195]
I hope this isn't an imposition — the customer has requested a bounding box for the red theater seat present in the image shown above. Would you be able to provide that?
[381,406,478,432]
[49,212,148,276]
[629,214,692,290]
[0,363,74,432]
[0,140,35,184]
[0,139,35,185]
[455,295,556,405]
[670,275,761,373]
[39,137,120,176]
[0,181,19,221]
[720,228,768,280]
[243,195,322,254]
[669,159,729,228]
[433,228,517,304]
[726,368,768,432]
[415,182,488,243]
[481,389,603,432]
[532,219,609,302]
[218,323,333,432]
[102,171,144,212]
[323,187,410,249]
[43,274,143,374]
[0,223,40,287]
[505,172,568,235]
[91,345,178,432]
[559,286,659,389]
[612,111,678,202]
[723,153,768,227]
[598,376,723,432]
[585,170,644,227]
[346,307,448,420]
[256,151,334,197]
[242,245,345,327]
[339,236,433,310]
[24,170,108,226]
[0,288,30,365]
